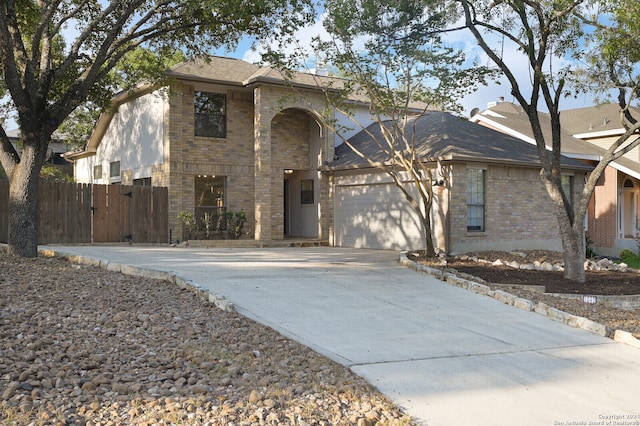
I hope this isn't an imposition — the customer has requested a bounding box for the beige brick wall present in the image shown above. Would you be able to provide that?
[254,85,334,241]
[162,82,258,240]
[449,162,586,253]
[163,81,334,242]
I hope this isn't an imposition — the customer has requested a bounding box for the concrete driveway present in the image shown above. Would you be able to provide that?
[43,245,640,426]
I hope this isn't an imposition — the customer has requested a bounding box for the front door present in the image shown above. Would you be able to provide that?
[284,178,290,236]
[624,191,635,238]
[620,179,638,239]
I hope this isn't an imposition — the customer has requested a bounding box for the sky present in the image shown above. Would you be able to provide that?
[3,6,601,131]
[210,15,600,121]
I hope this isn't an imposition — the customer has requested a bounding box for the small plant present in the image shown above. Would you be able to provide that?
[619,249,635,260]
[618,248,640,268]
[202,211,214,239]
[230,210,247,239]
[177,211,197,239]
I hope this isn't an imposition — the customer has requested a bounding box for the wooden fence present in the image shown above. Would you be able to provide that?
[0,181,168,244]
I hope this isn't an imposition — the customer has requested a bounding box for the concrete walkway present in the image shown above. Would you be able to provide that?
[42,245,640,426]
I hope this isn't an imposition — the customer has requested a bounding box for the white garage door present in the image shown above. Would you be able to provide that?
[335,183,425,250]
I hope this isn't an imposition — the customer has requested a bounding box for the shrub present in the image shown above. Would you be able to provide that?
[619,249,635,261]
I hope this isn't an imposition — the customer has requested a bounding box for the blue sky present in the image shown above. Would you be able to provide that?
[3,8,600,131]
[210,13,600,119]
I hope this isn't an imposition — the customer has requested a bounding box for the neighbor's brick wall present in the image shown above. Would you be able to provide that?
[589,166,618,249]
[449,163,586,252]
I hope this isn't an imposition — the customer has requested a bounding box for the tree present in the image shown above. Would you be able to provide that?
[457,0,640,282]
[0,0,314,257]
[271,0,493,256]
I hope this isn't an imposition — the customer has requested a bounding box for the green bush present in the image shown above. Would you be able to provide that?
[618,249,640,268]
[619,249,635,261]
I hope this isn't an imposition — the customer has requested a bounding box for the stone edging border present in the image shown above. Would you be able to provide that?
[399,252,640,350]
[38,248,236,313]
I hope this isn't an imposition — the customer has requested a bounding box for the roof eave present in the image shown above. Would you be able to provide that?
[323,155,592,173]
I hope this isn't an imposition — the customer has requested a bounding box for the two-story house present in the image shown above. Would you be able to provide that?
[66,56,591,252]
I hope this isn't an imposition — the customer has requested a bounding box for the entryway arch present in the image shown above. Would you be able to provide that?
[271,107,325,238]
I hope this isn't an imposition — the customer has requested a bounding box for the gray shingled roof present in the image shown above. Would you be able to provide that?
[560,103,640,135]
[476,102,600,157]
[168,56,261,86]
[166,56,430,110]
[167,56,345,92]
[474,101,640,179]
[329,112,592,171]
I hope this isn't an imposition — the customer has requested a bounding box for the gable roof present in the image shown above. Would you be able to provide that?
[471,101,640,179]
[167,56,343,92]
[560,103,640,139]
[328,111,592,171]
[470,102,600,159]
[66,56,432,161]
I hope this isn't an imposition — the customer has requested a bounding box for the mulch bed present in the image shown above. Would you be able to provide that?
[445,259,640,295]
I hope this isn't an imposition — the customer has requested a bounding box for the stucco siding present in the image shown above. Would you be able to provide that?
[75,90,165,184]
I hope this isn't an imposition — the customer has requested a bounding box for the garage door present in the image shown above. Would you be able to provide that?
[335,183,425,250]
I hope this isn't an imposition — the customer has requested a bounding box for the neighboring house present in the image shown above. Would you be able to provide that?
[471,101,640,256]
[325,112,591,252]
[65,56,591,252]
[1,128,73,179]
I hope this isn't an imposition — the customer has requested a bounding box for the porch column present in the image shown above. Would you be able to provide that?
[254,86,272,241]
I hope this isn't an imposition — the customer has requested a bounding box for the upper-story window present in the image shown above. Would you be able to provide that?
[110,161,121,178]
[93,165,103,181]
[194,91,226,138]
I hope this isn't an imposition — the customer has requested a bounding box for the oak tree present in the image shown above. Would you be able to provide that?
[458,0,640,282]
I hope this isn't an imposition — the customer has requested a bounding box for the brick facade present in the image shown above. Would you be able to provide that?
[447,162,586,253]
[151,80,334,242]
[589,166,618,249]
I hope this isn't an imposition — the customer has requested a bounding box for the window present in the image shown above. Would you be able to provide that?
[195,175,226,229]
[93,165,102,180]
[194,91,226,138]
[133,177,152,186]
[561,175,574,206]
[110,161,121,178]
[467,169,485,231]
[301,179,314,204]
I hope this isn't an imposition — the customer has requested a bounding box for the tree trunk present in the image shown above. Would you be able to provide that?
[423,221,436,257]
[7,178,40,257]
[560,225,586,283]
[539,169,587,282]
[421,200,437,257]
[6,142,45,258]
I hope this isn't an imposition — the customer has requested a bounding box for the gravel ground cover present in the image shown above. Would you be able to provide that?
[0,251,415,426]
